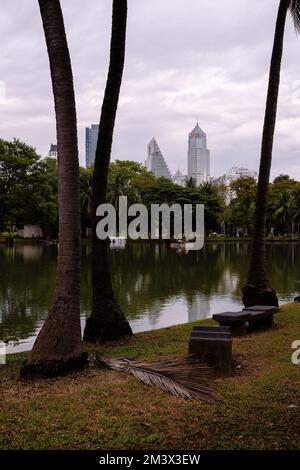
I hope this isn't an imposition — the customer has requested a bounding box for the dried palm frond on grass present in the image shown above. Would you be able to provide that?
[95,354,222,403]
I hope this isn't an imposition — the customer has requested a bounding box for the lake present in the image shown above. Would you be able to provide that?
[0,241,299,354]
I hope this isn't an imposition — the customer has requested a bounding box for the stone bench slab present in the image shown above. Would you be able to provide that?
[190,332,232,340]
[243,305,279,314]
[213,311,251,322]
[193,326,231,333]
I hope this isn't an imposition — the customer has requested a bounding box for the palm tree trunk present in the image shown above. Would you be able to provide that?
[21,0,87,378]
[84,0,132,342]
[242,0,289,307]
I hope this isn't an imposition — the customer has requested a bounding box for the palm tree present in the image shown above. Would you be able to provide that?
[80,165,94,235]
[243,0,300,307]
[21,0,87,378]
[84,0,132,342]
[272,189,297,234]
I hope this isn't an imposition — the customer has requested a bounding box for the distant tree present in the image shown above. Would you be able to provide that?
[268,176,298,235]
[197,182,223,234]
[80,165,93,234]
[138,178,223,234]
[273,190,297,234]
[30,157,58,237]
[243,0,300,307]
[107,160,154,208]
[229,177,257,237]
[185,177,196,189]
[0,139,40,231]
[84,0,132,342]
[21,0,87,378]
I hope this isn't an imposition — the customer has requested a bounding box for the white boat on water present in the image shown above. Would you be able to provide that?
[110,236,126,249]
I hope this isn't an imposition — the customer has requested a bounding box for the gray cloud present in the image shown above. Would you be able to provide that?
[1,0,300,179]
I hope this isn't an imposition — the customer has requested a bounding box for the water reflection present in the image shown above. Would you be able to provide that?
[0,242,299,353]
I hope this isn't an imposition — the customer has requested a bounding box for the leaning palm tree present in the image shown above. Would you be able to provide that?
[21,0,87,377]
[243,0,300,307]
[84,0,132,342]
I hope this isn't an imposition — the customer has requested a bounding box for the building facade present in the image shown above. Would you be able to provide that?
[146,138,172,180]
[214,166,258,203]
[85,124,99,167]
[173,170,186,187]
[187,123,210,186]
[48,144,57,158]
[16,224,43,239]
[223,166,257,186]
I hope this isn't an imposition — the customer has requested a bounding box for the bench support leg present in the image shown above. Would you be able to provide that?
[219,321,246,337]
[248,314,274,331]
[189,340,232,378]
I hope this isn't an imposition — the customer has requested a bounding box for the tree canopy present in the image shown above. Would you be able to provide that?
[2,138,300,239]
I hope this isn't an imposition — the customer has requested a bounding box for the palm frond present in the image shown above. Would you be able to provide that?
[290,0,300,33]
[95,355,222,403]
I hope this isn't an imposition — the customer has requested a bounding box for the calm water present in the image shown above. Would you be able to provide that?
[0,241,299,354]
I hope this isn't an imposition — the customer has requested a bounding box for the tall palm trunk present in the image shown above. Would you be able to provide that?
[84,0,132,342]
[242,0,290,307]
[21,0,87,378]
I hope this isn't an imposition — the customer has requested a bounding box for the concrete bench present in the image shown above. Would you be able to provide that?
[243,305,279,330]
[212,311,250,336]
[193,325,231,333]
[188,326,232,377]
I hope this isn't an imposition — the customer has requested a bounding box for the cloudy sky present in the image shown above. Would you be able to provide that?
[1,0,300,179]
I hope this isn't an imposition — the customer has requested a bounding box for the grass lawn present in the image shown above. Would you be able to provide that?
[1,303,300,450]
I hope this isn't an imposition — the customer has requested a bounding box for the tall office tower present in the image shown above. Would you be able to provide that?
[187,123,210,186]
[146,138,172,180]
[85,124,99,167]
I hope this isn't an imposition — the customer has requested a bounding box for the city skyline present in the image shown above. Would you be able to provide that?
[1,0,300,179]
[83,122,258,186]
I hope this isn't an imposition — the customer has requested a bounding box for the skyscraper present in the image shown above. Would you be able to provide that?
[187,123,210,185]
[85,124,99,167]
[146,138,172,180]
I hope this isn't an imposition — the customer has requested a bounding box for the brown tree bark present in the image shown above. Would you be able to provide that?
[242,0,290,307]
[84,0,132,342]
[21,0,87,378]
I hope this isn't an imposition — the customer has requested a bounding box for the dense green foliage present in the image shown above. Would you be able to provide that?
[0,139,58,237]
[1,138,300,238]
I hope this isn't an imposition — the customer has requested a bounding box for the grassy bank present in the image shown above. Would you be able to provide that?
[1,303,300,450]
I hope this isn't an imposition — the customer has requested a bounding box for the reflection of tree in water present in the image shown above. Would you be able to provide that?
[226,242,300,301]
[187,295,210,322]
[0,245,56,342]
[145,299,165,329]
[0,244,93,344]
[1,242,300,345]
[266,243,300,299]
[111,242,300,321]
[110,243,236,319]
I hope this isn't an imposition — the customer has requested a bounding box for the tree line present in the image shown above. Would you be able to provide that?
[1,146,300,239]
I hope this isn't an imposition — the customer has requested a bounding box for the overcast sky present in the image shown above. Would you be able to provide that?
[1,0,300,179]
